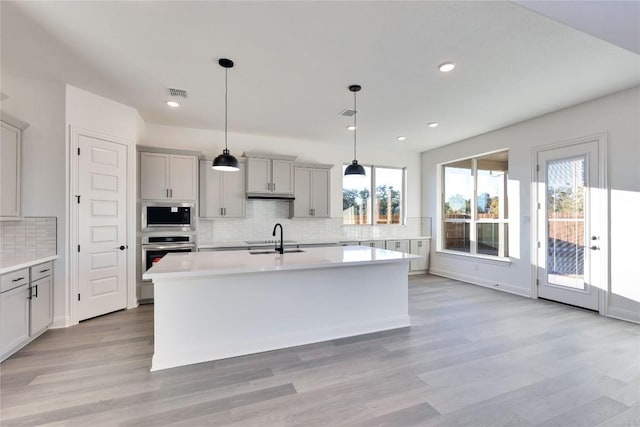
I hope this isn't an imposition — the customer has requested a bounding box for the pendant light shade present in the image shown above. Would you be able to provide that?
[344,159,365,176]
[212,148,239,171]
[344,84,366,176]
[212,58,239,172]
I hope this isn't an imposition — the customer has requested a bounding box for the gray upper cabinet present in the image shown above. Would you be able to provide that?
[293,164,332,218]
[199,160,246,218]
[245,153,296,196]
[1,120,23,220]
[140,152,197,201]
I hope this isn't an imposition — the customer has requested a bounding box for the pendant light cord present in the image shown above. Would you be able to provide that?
[224,67,228,151]
[353,90,357,160]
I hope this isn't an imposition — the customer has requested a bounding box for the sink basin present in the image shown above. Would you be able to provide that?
[249,249,305,255]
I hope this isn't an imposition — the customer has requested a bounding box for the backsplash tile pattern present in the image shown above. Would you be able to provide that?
[198,200,430,244]
[0,217,57,260]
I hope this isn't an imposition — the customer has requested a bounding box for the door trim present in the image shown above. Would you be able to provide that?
[69,126,137,325]
[531,132,608,315]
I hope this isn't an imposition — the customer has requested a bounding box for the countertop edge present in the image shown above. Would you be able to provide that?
[143,255,417,281]
[0,255,59,275]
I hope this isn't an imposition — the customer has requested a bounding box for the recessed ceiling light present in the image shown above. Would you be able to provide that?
[397,136,406,141]
[166,100,180,108]
[438,62,456,73]
[428,122,439,128]
[346,125,356,131]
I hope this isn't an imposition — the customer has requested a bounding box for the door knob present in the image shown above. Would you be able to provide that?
[118,245,127,251]
[590,245,599,250]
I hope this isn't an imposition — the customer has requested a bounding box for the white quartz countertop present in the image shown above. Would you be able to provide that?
[0,255,58,275]
[144,246,419,280]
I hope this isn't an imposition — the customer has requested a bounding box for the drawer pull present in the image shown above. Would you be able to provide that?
[39,269,50,273]
[12,277,25,282]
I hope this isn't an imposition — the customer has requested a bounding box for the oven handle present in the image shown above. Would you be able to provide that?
[142,244,196,250]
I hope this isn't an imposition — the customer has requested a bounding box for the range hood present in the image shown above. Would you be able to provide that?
[246,193,295,200]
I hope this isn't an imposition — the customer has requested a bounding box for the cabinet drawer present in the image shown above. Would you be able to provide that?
[31,261,53,281]
[1,268,29,293]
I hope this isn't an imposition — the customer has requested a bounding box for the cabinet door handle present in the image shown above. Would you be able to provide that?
[28,286,33,300]
[170,188,173,198]
[12,277,25,282]
[166,189,169,198]
[220,207,223,216]
[273,182,275,191]
[223,208,226,216]
[34,284,38,298]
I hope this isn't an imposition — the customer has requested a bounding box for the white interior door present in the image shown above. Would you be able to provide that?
[78,134,128,321]
[536,138,603,311]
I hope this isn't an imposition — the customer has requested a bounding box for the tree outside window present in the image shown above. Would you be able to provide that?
[441,152,509,257]
[343,165,405,225]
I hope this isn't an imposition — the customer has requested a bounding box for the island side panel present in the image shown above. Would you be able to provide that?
[151,261,410,371]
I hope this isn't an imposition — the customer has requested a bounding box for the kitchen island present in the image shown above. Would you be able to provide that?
[143,245,418,371]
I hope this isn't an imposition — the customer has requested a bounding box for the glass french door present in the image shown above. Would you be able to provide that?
[536,139,602,311]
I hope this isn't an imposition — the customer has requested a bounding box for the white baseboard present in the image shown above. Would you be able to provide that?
[50,315,71,329]
[429,268,531,298]
[606,306,640,324]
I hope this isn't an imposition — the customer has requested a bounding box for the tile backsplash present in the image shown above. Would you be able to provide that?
[197,199,431,244]
[0,217,57,260]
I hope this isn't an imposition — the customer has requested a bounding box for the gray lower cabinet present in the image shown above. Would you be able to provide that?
[410,239,430,271]
[1,268,30,361]
[0,261,53,362]
[30,262,53,336]
[360,240,385,249]
[385,239,410,253]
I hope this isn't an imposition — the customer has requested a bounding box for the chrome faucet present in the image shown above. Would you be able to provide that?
[272,223,284,254]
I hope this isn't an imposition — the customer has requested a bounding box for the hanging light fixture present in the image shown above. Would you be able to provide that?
[344,84,366,176]
[212,58,240,172]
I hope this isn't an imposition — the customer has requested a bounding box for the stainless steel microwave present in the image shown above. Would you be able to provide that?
[142,202,195,231]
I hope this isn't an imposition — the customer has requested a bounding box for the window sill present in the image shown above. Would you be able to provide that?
[436,249,512,265]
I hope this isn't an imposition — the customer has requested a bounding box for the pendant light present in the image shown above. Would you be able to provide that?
[212,58,240,172]
[344,84,366,176]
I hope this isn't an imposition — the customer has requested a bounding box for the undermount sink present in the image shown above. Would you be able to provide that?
[249,249,305,255]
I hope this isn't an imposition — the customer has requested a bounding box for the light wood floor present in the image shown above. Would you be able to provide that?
[1,275,638,426]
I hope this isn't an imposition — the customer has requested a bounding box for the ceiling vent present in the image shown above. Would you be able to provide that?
[167,88,188,98]
[339,108,358,117]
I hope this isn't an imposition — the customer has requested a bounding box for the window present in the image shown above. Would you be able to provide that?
[343,165,405,225]
[441,151,508,257]
[343,166,372,224]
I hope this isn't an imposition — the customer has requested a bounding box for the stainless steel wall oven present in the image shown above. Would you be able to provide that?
[140,235,196,283]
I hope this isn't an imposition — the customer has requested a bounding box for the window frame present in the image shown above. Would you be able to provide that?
[437,150,509,260]
[342,164,407,226]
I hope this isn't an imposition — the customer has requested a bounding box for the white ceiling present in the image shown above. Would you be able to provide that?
[2,1,639,153]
